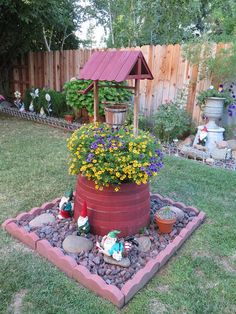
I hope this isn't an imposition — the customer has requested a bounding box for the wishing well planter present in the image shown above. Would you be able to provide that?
[74,175,150,237]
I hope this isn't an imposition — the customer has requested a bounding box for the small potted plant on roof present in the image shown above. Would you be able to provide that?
[155,207,176,233]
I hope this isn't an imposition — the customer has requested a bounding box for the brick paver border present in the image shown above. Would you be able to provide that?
[2,193,205,308]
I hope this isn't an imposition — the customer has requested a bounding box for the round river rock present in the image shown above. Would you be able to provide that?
[136,236,151,252]
[29,213,55,228]
[104,255,131,267]
[62,235,93,253]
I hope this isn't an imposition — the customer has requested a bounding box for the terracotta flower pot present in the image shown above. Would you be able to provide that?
[64,114,74,123]
[73,175,150,236]
[155,215,176,234]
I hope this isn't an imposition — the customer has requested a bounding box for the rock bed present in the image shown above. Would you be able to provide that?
[17,198,197,289]
[163,144,236,171]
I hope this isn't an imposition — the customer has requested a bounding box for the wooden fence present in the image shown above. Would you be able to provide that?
[12,44,227,123]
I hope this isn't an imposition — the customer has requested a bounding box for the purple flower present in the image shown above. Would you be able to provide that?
[86,153,94,162]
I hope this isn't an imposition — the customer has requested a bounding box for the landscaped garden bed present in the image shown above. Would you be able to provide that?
[2,193,205,308]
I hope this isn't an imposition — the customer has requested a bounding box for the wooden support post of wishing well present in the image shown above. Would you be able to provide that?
[93,80,99,122]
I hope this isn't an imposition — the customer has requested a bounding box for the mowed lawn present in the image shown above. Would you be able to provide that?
[1,113,236,314]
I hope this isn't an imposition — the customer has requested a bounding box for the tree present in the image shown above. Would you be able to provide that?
[0,0,83,95]
[87,0,236,47]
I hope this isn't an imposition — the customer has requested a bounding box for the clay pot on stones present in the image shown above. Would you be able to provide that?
[64,114,74,123]
[155,207,176,234]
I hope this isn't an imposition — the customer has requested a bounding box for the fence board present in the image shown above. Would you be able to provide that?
[12,45,227,122]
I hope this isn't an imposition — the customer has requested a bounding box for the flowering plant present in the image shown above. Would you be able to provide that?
[197,85,233,110]
[67,123,163,191]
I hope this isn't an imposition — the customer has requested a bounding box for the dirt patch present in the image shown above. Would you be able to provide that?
[218,258,236,274]
[149,299,169,314]
[8,289,27,314]
[0,242,32,259]
[156,284,170,293]
[192,251,212,259]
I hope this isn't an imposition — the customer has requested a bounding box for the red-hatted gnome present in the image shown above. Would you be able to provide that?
[198,126,208,146]
[58,188,74,219]
[77,200,90,235]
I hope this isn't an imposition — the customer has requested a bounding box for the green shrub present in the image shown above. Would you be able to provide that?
[38,89,67,117]
[23,87,41,111]
[63,79,132,116]
[24,88,68,117]
[152,102,194,143]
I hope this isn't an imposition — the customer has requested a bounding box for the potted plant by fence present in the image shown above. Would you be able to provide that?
[183,37,236,126]
[64,111,74,123]
[197,85,233,128]
[63,79,132,124]
[155,207,176,233]
[67,123,163,236]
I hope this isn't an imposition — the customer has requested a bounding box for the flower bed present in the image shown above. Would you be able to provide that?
[2,193,205,308]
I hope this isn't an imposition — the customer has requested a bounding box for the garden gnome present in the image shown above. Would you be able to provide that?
[77,200,90,235]
[58,188,74,219]
[29,101,34,112]
[198,126,208,146]
[96,230,130,261]
[45,93,52,116]
[40,107,46,117]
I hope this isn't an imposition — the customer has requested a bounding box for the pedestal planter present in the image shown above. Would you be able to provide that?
[204,97,225,129]
[74,176,150,236]
[104,105,128,127]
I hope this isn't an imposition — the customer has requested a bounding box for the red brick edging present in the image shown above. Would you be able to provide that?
[2,193,205,308]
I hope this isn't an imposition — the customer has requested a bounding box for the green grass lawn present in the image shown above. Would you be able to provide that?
[1,113,236,314]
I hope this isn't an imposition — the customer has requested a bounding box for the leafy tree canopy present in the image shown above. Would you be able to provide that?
[87,0,236,47]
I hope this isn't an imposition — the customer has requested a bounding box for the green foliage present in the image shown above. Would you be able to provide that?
[0,0,84,95]
[183,37,236,86]
[24,88,67,117]
[197,86,233,110]
[156,207,176,220]
[152,102,194,143]
[87,0,236,47]
[63,79,132,116]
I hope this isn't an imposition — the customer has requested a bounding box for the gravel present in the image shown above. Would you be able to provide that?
[17,197,197,289]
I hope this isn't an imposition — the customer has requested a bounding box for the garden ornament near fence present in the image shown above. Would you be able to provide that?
[14,91,25,111]
[198,126,208,146]
[39,107,46,118]
[77,200,90,235]
[96,230,132,262]
[45,93,53,116]
[58,188,74,219]
[29,88,39,113]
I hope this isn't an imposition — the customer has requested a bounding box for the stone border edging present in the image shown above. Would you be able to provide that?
[0,107,81,132]
[2,193,205,308]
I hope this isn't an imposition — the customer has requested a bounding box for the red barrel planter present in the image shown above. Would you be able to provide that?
[74,176,150,237]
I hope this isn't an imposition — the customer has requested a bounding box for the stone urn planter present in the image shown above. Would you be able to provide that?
[73,176,150,237]
[104,104,128,127]
[204,97,225,129]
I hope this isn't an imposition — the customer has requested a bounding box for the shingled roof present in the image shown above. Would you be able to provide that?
[79,50,153,82]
